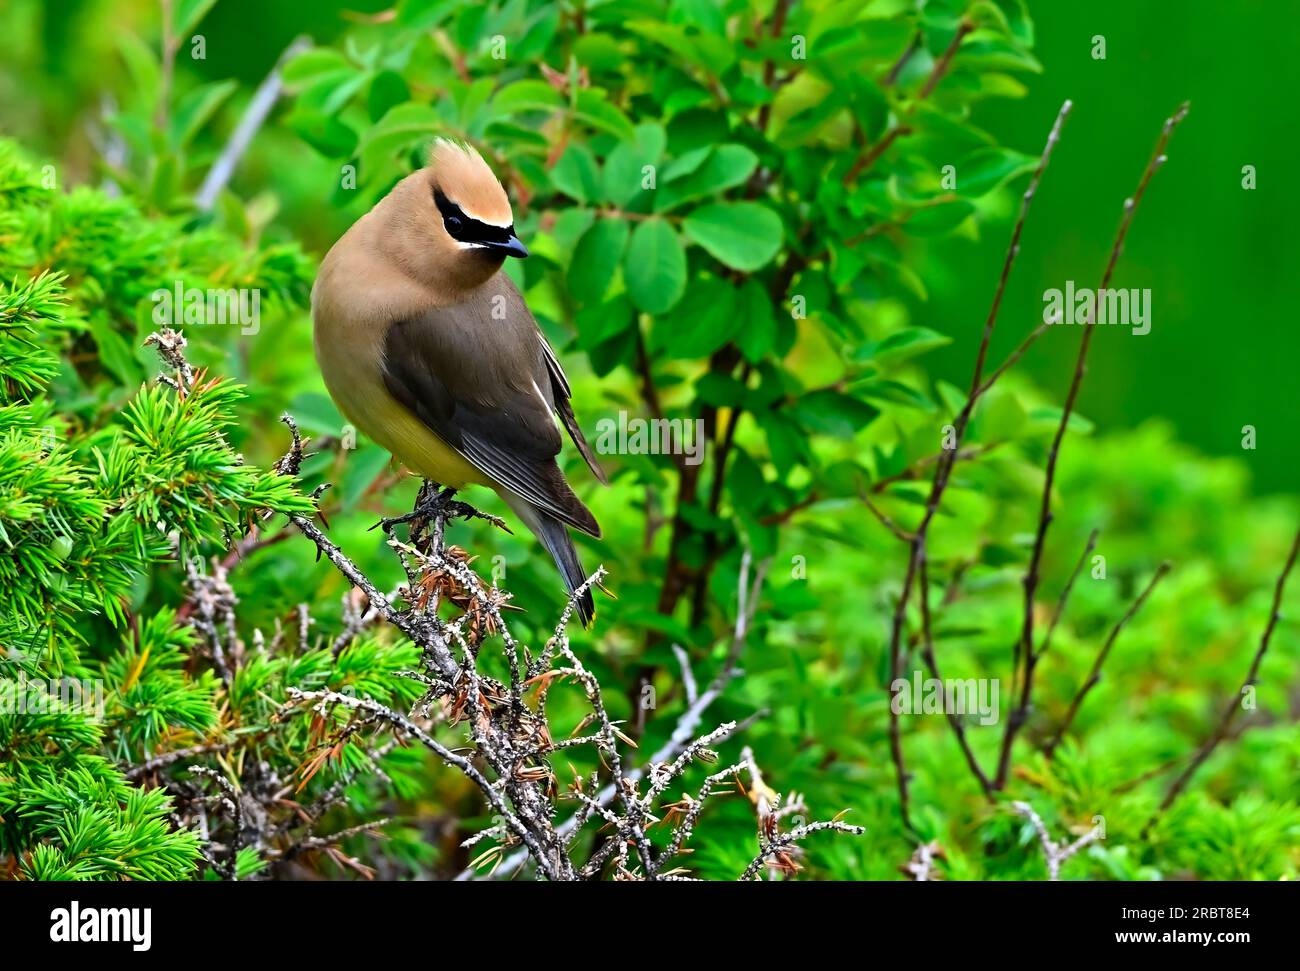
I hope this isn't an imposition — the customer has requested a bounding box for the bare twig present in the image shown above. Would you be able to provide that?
[998,102,1189,790]
[848,19,975,183]
[1043,562,1170,759]
[881,100,1073,825]
[197,36,311,210]
[1146,528,1300,833]
[1037,528,1101,663]
[1012,801,1103,881]
[143,331,860,883]
[739,819,866,881]
[900,840,945,881]
[189,766,241,880]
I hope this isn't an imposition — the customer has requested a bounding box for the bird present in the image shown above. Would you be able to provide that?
[311,139,607,624]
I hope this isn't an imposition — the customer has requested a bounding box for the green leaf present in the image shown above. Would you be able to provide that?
[683,202,784,271]
[854,327,953,367]
[367,70,411,123]
[1027,406,1094,435]
[290,111,358,159]
[88,316,143,387]
[358,102,440,172]
[283,48,354,87]
[491,79,564,117]
[339,445,393,508]
[515,7,560,60]
[735,279,778,363]
[906,199,975,236]
[550,144,601,204]
[955,147,1038,198]
[114,34,160,122]
[567,218,629,306]
[655,144,759,212]
[575,34,626,73]
[576,295,637,376]
[661,146,713,183]
[170,80,237,149]
[695,371,749,407]
[574,89,636,142]
[624,219,686,314]
[957,33,1043,73]
[602,123,664,208]
[177,0,219,34]
[853,378,936,411]
[657,276,740,358]
[792,390,879,439]
[397,0,457,30]
[625,20,703,68]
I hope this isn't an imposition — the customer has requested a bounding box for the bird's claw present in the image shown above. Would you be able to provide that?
[371,484,512,536]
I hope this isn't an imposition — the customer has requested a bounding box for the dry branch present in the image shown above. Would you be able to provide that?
[878,99,1073,822]
[1145,528,1300,834]
[999,102,1190,789]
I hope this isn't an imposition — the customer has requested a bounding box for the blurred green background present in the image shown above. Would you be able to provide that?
[925,0,1298,493]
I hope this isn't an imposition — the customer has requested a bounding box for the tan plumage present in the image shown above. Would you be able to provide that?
[312,140,605,623]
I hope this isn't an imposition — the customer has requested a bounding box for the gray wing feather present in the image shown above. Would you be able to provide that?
[380,278,600,537]
[537,332,608,485]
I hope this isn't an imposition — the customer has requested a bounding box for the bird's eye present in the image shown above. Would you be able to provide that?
[445,215,463,234]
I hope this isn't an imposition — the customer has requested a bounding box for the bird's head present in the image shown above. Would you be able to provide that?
[376,139,528,296]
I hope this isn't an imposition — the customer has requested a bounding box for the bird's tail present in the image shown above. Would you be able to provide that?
[504,494,595,626]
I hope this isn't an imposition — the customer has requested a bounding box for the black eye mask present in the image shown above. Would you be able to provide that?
[434,188,516,246]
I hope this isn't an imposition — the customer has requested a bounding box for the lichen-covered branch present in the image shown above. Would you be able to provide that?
[142,329,860,881]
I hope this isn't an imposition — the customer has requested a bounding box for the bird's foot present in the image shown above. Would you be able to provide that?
[373,484,453,534]
[441,500,512,534]
[372,483,511,539]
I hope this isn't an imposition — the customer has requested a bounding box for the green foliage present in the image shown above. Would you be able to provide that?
[0,141,415,880]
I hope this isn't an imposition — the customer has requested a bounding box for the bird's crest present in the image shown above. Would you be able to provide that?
[427,138,513,227]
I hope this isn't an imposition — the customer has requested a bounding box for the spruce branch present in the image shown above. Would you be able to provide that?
[134,325,862,882]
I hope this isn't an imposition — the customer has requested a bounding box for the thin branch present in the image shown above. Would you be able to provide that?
[859,487,915,543]
[1146,528,1300,832]
[189,766,241,880]
[848,19,975,183]
[1012,801,1103,881]
[881,100,1073,827]
[197,36,311,210]
[917,557,993,794]
[739,819,866,881]
[919,20,975,99]
[998,101,1190,790]
[1043,562,1171,760]
[287,688,563,880]
[1038,528,1100,662]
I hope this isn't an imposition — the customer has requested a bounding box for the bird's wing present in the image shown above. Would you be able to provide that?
[380,281,600,537]
[537,330,609,485]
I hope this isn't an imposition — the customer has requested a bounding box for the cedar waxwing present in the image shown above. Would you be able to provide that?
[312,139,607,624]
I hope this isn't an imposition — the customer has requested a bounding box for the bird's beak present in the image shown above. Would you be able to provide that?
[482,234,529,259]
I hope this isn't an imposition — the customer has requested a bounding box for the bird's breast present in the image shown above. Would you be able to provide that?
[313,300,486,490]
